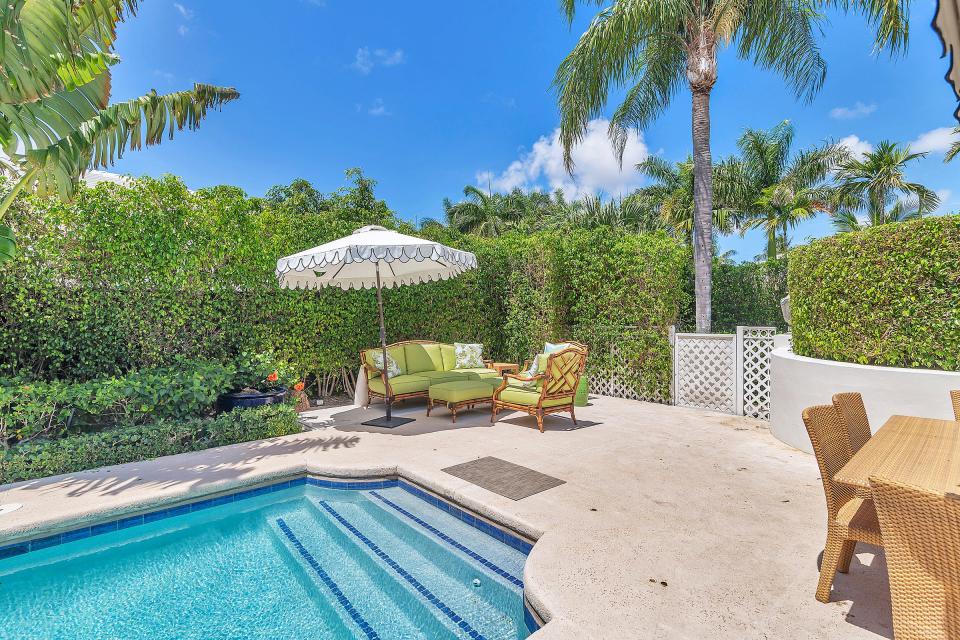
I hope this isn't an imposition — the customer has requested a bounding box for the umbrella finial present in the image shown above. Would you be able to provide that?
[354,225,387,234]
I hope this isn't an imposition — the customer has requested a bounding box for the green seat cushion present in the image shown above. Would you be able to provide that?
[417,370,469,381]
[452,367,499,379]
[365,346,407,379]
[439,344,457,370]
[497,387,571,408]
[368,374,430,396]
[404,343,444,373]
[429,381,495,403]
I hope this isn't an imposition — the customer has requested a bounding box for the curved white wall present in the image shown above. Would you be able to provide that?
[770,346,960,453]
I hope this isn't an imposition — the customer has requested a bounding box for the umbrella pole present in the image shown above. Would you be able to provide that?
[362,260,415,428]
[375,261,391,421]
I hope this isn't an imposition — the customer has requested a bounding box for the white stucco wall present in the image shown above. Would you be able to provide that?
[770,346,960,453]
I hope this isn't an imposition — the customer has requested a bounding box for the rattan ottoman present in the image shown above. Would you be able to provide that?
[427,380,500,423]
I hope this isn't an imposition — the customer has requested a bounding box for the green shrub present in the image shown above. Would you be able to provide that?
[0,404,300,484]
[789,215,960,370]
[0,358,240,444]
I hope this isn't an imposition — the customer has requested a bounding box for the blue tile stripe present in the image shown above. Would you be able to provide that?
[276,518,380,640]
[369,491,524,588]
[0,475,531,562]
[318,500,488,640]
[523,604,542,633]
[396,482,534,555]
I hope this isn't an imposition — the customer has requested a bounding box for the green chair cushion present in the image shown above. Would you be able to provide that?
[429,381,495,403]
[439,344,457,370]
[404,343,444,374]
[497,387,571,408]
[368,374,430,396]
[418,370,476,383]
[453,367,499,379]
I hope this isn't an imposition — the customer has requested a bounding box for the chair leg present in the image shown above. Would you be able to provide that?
[837,540,857,574]
[451,406,457,423]
[536,410,544,433]
[570,405,577,425]
[490,405,497,424]
[816,531,846,603]
[426,401,432,417]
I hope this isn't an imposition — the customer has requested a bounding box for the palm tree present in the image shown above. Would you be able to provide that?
[831,141,939,232]
[544,192,667,232]
[553,0,908,331]
[729,121,843,259]
[945,127,960,163]
[636,156,734,244]
[443,185,524,237]
[0,0,239,263]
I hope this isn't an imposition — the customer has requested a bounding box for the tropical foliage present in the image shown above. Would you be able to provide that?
[0,0,238,263]
[830,141,940,232]
[726,121,843,259]
[551,0,907,332]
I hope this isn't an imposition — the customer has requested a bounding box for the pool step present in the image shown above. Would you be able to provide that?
[315,498,522,640]
[268,510,453,639]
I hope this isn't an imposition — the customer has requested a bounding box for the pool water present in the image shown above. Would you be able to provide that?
[0,483,531,639]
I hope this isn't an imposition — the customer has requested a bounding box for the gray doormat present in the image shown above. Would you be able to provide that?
[442,456,565,500]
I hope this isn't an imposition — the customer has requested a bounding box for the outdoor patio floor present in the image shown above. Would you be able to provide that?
[0,395,892,639]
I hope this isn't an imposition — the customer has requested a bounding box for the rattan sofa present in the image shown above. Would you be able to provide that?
[360,340,499,407]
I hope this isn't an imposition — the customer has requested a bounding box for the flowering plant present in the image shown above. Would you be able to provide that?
[229,353,296,394]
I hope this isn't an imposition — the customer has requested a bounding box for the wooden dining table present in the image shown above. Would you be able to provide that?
[835,414,960,496]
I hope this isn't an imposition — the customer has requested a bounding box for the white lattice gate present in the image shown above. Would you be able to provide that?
[672,326,776,419]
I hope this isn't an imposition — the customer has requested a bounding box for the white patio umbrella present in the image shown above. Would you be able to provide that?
[276,225,478,427]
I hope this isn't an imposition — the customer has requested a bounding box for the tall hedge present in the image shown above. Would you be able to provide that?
[0,175,688,400]
[789,215,960,370]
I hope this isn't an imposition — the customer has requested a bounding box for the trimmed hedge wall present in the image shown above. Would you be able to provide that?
[0,404,301,484]
[0,175,689,402]
[789,215,960,370]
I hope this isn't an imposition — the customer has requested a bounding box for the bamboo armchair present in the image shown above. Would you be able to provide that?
[951,390,960,421]
[870,476,960,640]
[801,404,883,603]
[492,344,587,433]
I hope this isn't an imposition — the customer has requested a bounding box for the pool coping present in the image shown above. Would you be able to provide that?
[0,472,541,634]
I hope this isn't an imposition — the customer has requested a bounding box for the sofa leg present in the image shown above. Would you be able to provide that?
[451,406,457,423]
[426,401,432,417]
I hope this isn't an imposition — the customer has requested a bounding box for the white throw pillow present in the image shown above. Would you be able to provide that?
[370,351,402,378]
[454,343,484,369]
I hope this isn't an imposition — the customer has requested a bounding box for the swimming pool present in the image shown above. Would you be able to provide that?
[0,479,535,639]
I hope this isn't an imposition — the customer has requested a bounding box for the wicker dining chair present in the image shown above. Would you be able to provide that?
[870,476,960,640]
[801,404,883,603]
[951,390,960,421]
[832,392,873,455]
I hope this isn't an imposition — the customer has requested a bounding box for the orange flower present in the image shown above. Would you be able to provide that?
[293,381,305,392]
[266,371,279,382]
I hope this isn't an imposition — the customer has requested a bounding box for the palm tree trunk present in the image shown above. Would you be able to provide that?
[767,222,777,261]
[691,88,713,332]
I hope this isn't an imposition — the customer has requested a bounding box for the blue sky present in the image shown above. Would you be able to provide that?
[109,0,958,260]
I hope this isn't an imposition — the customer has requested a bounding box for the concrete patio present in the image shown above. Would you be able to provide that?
[0,395,892,639]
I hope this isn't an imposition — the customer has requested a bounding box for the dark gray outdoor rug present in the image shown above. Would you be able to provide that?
[441,456,565,500]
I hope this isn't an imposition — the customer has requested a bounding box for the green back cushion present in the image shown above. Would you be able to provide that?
[439,344,457,370]
[365,346,407,378]
[404,343,444,373]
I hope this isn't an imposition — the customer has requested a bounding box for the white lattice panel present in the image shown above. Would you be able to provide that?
[738,326,776,420]
[674,333,736,413]
[588,341,668,404]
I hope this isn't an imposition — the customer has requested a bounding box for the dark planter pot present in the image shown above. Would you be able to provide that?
[218,387,287,412]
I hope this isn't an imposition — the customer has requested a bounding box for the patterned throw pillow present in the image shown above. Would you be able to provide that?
[544,342,571,355]
[370,351,402,379]
[454,343,484,369]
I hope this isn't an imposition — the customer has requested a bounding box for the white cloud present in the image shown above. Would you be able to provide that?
[837,134,873,159]
[173,2,194,19]
[366,98,390,117]
[936,189,952,211]
[351,47,405,74]
[829,102,877,119]
[476,118,649,199]
[909,126,959,154]
[356,98,391,117]
[177,24,189,36]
